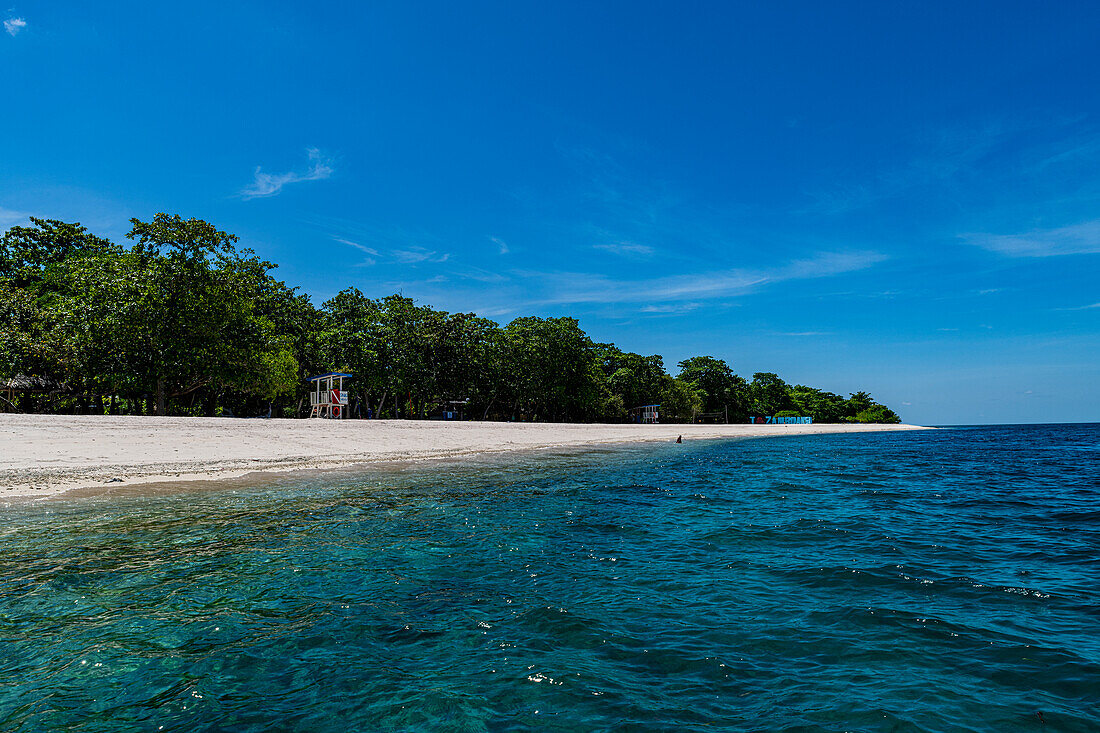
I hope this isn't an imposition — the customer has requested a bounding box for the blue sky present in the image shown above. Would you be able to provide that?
[2,1,1098,424]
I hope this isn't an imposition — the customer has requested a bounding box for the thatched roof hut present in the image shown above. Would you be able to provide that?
[2,374,67,392]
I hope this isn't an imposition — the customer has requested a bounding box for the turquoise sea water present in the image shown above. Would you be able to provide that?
[2,424,1098,731]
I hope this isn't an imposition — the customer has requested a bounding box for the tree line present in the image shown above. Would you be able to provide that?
[0,215,901,423]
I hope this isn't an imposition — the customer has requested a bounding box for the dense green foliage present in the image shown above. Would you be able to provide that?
[1,216,901,423]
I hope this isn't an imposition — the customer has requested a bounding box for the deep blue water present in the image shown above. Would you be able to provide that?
[1,424,1098,732]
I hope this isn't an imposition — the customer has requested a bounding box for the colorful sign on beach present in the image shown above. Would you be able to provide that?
[749,416,813,424]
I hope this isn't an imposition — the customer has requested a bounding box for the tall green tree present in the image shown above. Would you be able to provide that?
[657,377,704,422]
[749,372,794,416]
[605,351,669,411]
[852,405,901,423]
[845,391,875,417]
[1,219,122,404]
[676,355,750,420]
[503,316,601,421]
[250,263,325,404]
[0,282,62,384]
[789,385,847,423]
[62,214,298,414]
[435,312,502,413]
[321,288,384,413]
[0,218,112,291]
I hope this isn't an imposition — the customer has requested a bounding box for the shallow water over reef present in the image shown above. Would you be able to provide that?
[1,424,1098,731]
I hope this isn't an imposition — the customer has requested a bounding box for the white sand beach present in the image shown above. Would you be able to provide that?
[0,415,930,499]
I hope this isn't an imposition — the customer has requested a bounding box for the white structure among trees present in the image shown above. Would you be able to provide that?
[630,404,661,424]
[308,372,352,418]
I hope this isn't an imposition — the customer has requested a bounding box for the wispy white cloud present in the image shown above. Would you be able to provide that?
[531,250,885,306]
[802,121,1013,215]
[1027,128,1100,173]
[324,220,452,267]
[334,237,378,265]
[240,147,333,199]
[449,266,507,283]
[594,241,654,257]
[468,304,522,319]
[393,248,449,264]
[333,237,379,257]
[380,248,884,321]
[4,17,26,36]
[963,220,1100,257]
[334,236,448,266]
[639,302,701,314]
[0,206,29,230]
[1055,301,1100,311]
[777,331,833,337]
[544,142,726,263]
[491,236,510,255]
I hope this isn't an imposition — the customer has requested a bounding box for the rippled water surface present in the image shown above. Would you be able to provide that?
[2,424,1098,731]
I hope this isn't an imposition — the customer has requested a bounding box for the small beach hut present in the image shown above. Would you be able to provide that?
[630,404,661,424]
[2,374,68,412]
[307,373,353,418]
[442,399,468,421]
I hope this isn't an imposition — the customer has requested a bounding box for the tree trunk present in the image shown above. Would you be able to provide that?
[156,378,167,416]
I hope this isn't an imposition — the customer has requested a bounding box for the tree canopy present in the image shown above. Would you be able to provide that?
[1,215,904,423]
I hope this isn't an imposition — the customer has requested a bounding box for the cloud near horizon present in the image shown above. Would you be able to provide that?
[963,219,1100,257]
[4,17,26,36]
[240,148,333,199]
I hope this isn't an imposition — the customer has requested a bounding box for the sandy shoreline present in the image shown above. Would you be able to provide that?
[0,415,930,500]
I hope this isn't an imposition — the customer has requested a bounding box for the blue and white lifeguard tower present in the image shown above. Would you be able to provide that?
[308,372,352,418]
